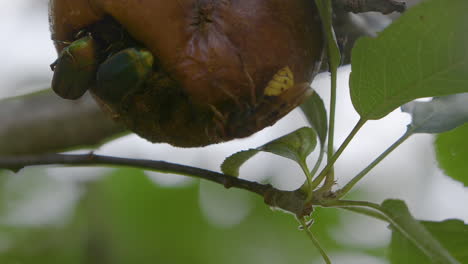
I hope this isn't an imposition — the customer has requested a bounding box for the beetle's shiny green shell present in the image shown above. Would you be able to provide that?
[94,48,154,107]
[51,36,98,99]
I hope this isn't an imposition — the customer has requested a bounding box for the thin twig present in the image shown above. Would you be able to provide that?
[0,153,323,217]
[299,218,332,264]
[0,153,271,197]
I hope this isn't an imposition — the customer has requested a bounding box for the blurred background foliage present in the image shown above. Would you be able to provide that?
[0,169,387,264]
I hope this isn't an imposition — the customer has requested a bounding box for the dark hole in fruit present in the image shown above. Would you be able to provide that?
[192,3,215,26]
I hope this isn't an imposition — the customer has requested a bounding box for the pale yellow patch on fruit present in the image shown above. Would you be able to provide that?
[264,66,294,96]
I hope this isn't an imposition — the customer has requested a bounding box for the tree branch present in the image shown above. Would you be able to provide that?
[0,153,317,217]
[0,153,271,195]
[0,91,126,155]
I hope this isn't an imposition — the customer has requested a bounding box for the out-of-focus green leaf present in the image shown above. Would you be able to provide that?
[221,127,317,176]
[435,123,468,186]
[390,219,468,264]
[350,0,468,120]
[0,168,388,263]
[401,94,468,134]
[300,91,328,146]
[0,171,86,264]
[382,200,459,264]
[71,169,343,264]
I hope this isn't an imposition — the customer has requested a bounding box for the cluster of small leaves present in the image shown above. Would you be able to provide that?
[221,0,468,263]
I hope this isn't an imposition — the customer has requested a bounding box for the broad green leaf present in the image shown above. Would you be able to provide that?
[221,127,317,177]
[382,199,459,264]
[401,93,468,133]
[435,123,468,186]
[350,0,468,120]
[300,91,328,146]
[390,219,468,264]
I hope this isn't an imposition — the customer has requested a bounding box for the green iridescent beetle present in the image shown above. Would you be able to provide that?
[95,48,154,105]
[51,32,154,103]
[51,35,98,99]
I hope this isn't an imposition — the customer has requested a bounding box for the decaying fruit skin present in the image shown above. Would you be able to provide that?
[49,0,323,147]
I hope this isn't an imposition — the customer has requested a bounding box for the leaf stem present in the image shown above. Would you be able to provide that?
[336,130,413,198]
[334,206,388,222]
[314,0,342,192]
[321,200,394,225]
[299,161,314,201]
[311,118,367,190]
[298,218,331,264]
[324,67,338,189]
[322,199,384,213]
[310,147,325,179]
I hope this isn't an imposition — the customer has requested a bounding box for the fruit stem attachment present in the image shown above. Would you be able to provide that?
[314,0,343,192]
[324,66,338,190]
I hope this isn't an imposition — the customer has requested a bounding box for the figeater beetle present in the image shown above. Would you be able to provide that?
[51,35,98,99]
[95,48,154,106]
[51,29,154,106]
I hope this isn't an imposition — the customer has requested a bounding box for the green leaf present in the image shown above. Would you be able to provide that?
[401,93,468,133]
[350,0,468,120]
[300,91,328,146]
[221,149,260,177]
[221,127,317,177]
[435,123,468,186]
[390,219,468,264]
[261,127,317,163]
[382,199,459,264]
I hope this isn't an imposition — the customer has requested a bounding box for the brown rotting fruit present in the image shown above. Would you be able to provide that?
[49,0,323,147]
